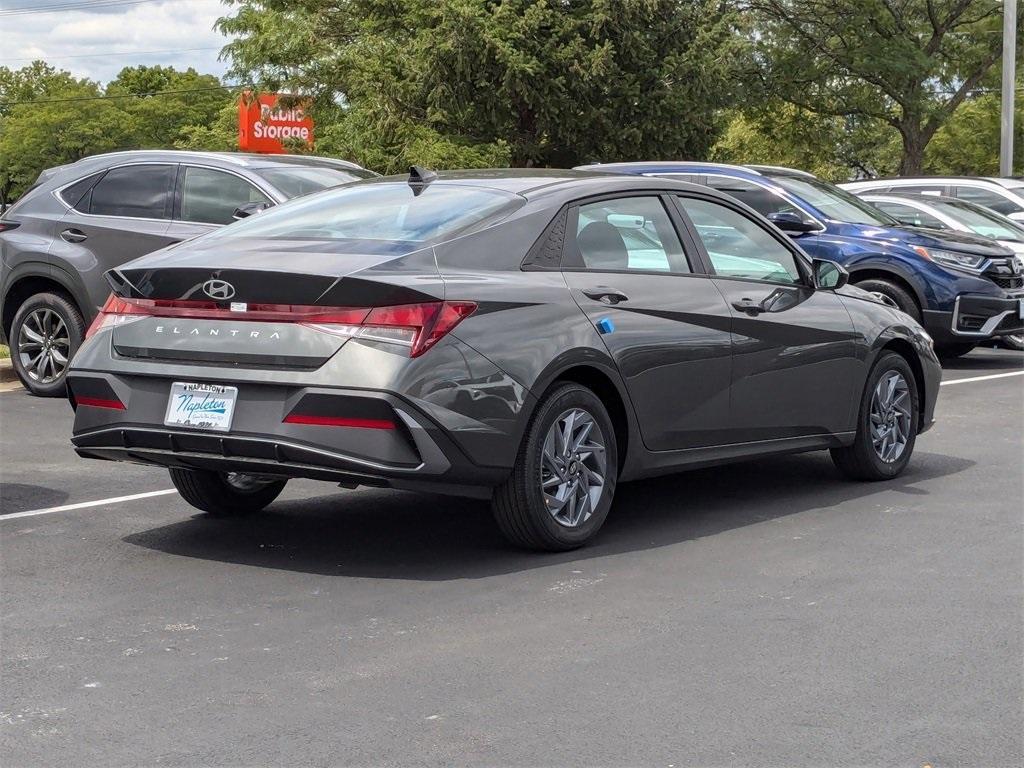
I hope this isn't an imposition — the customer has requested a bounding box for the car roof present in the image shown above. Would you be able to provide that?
[358,168,720,200]
[848,176,1024,189]
[574,161,817,180]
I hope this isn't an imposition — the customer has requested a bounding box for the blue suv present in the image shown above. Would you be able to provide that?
[577,162,1024,356]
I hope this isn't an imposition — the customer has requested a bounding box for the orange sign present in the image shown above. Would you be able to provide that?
[238,92,314,153]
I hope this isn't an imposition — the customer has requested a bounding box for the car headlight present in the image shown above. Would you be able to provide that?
[913,246,987,273]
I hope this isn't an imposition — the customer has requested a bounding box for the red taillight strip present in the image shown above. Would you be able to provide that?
[283,414,395,430]
[75,396,125,410]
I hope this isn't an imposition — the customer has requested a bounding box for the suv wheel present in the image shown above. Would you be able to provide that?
[831,352,919,481]
[169,468,287,517]
[1002,333,1024,352]
[10,292,85,397]
[492,383,618,551]
[852,278,921,321]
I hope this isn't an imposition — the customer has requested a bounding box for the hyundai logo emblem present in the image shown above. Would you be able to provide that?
[202,279,236,300]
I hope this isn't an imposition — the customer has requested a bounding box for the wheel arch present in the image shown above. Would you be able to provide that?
[2,269,84,342]
[874,336,928,425]
[847,265,926,316]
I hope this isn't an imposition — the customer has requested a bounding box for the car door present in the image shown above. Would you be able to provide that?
[560,194,734,451]
[673,193,860,443]
[51,163,178,315]
[166,165,275,242]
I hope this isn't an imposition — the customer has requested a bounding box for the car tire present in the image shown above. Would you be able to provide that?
[1001,333,1024,351]
[10,291,85,397]
[492,383,618,551]
[852,278,921,321]
[831,352,920,481]
[936,342,977,359]
[169,468,286,517]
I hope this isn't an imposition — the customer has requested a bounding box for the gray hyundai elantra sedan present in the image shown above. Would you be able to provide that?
[67,168,940,550]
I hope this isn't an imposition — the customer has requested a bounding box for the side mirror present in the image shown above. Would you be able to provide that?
[768,211,819,233]
[232,201,271,220]
[813,258,849,290]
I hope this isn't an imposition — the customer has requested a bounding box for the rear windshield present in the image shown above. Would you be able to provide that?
[206,181,519,244]
[255,166,377,199]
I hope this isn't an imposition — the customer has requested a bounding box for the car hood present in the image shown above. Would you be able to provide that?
[824,221,1015,258]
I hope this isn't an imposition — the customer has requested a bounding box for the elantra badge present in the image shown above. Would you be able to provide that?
[203,279,236,300]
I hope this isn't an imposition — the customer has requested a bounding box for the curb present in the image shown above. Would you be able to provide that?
[0,358,18,384]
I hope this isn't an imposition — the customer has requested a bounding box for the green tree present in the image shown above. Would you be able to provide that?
[748,0,1008,175]
[106,65,233,147]
[218,0,744,171]
[925,91,1024,175]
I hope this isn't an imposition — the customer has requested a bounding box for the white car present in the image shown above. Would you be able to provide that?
[840,177,1024,224]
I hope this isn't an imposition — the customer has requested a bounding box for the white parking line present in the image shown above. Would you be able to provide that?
[0,489,177,521]
[941,370,1024,386]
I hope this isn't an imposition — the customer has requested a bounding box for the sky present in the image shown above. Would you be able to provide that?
[0,0,233,84]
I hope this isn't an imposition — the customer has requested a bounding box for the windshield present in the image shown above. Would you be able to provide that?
[770,175,897,226]
[938,199,1024,243]
[256,166,377,199]
[207,181,518,244]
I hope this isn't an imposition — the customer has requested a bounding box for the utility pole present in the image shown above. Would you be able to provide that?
[1001,0,1017,176]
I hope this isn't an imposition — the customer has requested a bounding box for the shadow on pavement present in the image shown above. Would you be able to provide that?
[941,348,1023,371]
[123,450,973,581]
[0,483,70,515]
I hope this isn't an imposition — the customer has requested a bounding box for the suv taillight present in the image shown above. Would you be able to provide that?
[84,294,476,357]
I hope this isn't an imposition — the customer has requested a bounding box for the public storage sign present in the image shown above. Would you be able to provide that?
[238,91,314,153]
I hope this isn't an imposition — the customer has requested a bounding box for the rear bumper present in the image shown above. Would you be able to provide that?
[68,372,509,498]
[922,292,1024,344]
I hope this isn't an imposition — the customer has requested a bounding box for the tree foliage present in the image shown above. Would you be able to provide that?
[218,0,744,172]
[748,0,1008,174]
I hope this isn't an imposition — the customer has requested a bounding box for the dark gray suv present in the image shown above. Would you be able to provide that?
[0,150,375,395]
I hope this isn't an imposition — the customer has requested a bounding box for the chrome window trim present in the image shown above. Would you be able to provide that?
[51,161,282,226]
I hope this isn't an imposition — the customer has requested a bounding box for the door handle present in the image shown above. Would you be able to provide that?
[582,287,629,305]
[60,228,87,243]
[732,297,765,315]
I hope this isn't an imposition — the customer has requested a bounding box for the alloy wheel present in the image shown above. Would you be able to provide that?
[540,408,607,528]
[17,308,71,384]
[869,371,912,463]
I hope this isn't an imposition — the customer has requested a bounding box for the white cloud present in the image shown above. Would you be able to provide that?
[0,0,233,84]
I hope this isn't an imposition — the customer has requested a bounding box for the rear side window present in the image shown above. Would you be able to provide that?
[59,172,104,211]
[205,182,518,244]
[181,167,271,225]
[953,186,1022,216]
[571,197,689,273]
[88,165,175,219]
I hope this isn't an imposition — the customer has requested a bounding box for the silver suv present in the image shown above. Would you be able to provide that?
[840,176,1024,223]
[0,150,375,395]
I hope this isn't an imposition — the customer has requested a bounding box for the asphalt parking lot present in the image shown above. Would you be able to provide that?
[1,349,1022,767]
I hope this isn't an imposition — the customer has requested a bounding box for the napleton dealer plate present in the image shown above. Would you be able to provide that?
[164,382,238,432]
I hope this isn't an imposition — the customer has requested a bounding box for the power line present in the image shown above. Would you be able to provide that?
[0,0,208,18]
[0,46,222,63]
[0,84,245,107]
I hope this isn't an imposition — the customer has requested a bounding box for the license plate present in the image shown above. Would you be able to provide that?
[164,382,237,432]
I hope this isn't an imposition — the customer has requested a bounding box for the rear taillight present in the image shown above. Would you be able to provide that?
[0,221,21,234]
[84,294,476,357]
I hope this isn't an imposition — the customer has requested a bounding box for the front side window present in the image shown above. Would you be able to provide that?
[770,175,896,226]
[203,181,518,245]
[703,176,814,226]
[677,196,803,284]
[872,201,948,230]
[953,186,1022,216]
[181,167,271,225]
[88,165,175,219]
[572,197,689,273]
